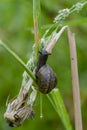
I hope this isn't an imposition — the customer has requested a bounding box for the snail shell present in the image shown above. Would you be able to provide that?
[36,64,57,94]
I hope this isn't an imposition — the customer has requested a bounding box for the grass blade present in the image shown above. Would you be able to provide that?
[0,40,36,82]
[48,89,73,130]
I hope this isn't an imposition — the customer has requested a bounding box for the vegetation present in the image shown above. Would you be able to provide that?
[0,0,87,130]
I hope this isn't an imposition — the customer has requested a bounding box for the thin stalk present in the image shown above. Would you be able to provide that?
[0,40,36,82]
[67,28,82,130]
[33,0,43,119]
[33,0,40,59]
[40,93,43,118]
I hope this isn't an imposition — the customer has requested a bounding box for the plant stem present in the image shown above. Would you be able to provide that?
[33,0,40,59]
[33,0,43,119]
[67,28,82,130]
[0,40,36,82]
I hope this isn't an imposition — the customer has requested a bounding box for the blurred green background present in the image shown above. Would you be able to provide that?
[0,0,87,130]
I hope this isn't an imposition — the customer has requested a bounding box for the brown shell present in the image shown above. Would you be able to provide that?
[36,65,57,94]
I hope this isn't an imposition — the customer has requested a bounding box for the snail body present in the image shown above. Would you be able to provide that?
[35,50,57,94]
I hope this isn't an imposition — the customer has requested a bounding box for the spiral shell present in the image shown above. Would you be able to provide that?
[36,64,57,94]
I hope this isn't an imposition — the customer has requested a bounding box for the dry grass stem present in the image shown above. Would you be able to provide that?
[67,27,82,130]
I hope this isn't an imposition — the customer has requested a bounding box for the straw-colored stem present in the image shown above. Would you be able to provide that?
[67,28,82,130]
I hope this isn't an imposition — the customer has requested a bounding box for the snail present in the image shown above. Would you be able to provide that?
[35,50,57,94]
